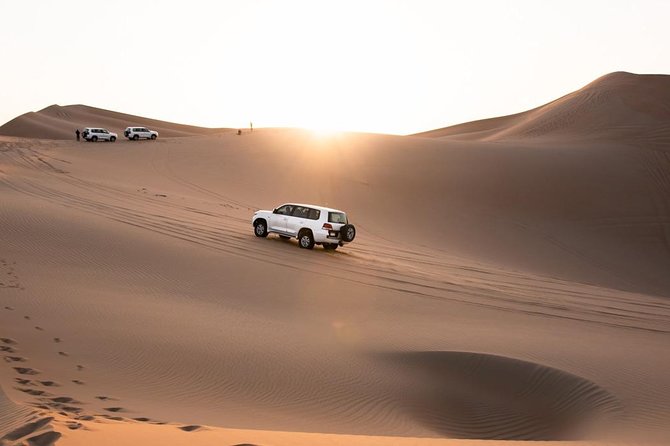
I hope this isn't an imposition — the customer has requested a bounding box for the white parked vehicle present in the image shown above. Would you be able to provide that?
[124,126,158,141]
[82,127,117,142]
[252,203,356,250]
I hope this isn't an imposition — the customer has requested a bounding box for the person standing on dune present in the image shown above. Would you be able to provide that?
[250,121,253,132]
[75,129,80,141]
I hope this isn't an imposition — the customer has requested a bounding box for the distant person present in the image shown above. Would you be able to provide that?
[237,129,242,136]
[75,129,80,141]
[250,121,253,132]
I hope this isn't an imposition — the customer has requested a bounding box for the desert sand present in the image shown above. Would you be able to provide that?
[1,71,669,445]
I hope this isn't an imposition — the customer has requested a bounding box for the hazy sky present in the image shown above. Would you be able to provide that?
[1,0,669,134]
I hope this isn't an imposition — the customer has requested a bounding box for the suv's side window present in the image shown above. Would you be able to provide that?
[292,206,310,219]
[307,208,320,220]
[275,205,293,215]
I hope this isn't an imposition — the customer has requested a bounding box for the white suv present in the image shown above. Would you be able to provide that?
[82,127,117,142]
[124,127,158,141]
[252,203,356,250]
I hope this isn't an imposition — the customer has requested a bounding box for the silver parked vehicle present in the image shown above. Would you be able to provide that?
[82,127,117,142]
[124,126,158,141]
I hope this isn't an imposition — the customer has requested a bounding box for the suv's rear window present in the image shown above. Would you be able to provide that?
[328,212,347,224]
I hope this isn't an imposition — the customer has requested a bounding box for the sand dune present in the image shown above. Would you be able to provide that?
[0,104,231,140]
[380,351,620,440]
[415,72,670,146]
[1,72,670,446]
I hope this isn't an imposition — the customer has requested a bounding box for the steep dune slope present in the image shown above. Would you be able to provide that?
[87,129,666,296]
[0,104,230,140]
[416,72,670,146]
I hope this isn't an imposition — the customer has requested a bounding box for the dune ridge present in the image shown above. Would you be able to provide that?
[0,104,231,140]
[415,72,670,146]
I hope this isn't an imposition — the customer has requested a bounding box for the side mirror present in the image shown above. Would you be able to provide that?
[273,208,278,214]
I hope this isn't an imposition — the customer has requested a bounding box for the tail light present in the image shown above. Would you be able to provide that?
[322,223,333,230]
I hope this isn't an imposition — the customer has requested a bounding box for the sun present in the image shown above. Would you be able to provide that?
[307,125,344,139]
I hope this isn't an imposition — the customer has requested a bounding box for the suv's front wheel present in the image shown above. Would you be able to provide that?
[254,219,268,237]
[298,229,315,249]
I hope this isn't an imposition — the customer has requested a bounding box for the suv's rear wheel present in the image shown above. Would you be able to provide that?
[340,224,356,242]
[133,134,139,141]
[254,219,268,237]
[151,134,157,140]
[91,135,98,142]
[298,229,315,249]
[110,136,116,142]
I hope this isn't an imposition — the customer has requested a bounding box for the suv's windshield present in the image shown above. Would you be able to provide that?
[328,212,347,224]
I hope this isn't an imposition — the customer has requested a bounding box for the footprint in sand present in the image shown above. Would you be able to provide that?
[102,415,124,421]
[24,315,31,320]
[16,387,50,396]
[25,431,62,444]
[34,326,44,331]
[95,396,117,401]
[58,351,69,357]
[67,422,83,430]
[4,356,27,362]
[103,407,125,413]
[76,364,85,371]
[53,337,62,343]
[76,415,95,421]
[42,398,83,414]
[39,381,60,387]
[14,367,40,375]
[63,405,84,414]
[1,345,17,353]
[1,337,18,345]
[178,425,203,432]
[3,306,13,310]
[30,403,51,410]
[51,396,81,404]
[133,417,151,422]
[72,379,85,385]
[14,378,34,386]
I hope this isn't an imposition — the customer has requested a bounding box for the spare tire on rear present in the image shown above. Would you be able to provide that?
[340,224,356,242]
